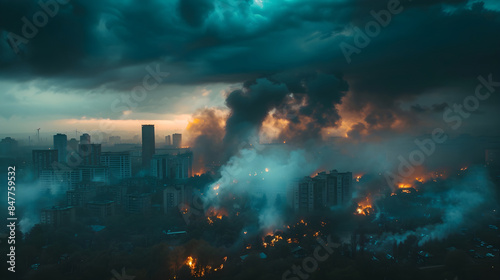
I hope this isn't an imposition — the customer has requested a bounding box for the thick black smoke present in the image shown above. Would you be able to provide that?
[223,78,289,158]
[185,108,227,172]
[222,72,348,159]
[272,72,348,142]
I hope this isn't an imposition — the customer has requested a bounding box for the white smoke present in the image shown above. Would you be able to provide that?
[17,181,67,233]
[378,166,495,247]
[204,145,320,230]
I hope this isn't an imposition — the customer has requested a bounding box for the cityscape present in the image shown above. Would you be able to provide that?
[1,0,500,280]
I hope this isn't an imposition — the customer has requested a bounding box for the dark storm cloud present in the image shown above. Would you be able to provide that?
[0,0,499,138]
[178,0,214,27]
[336,1,500,136]
[411,103,450,114]
[1,0,497,89]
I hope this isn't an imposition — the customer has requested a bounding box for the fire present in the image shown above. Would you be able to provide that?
[186,256,196,270]
[262,233,283,248]
[183,256,227,277]
[398,183,412,189]
[354,174,364,183]
[355,197,373,216]
[194,168,206,176]
[180,207,189,215]
[213,257,227,272]
[205,207,228,224]
[265,168,269,172]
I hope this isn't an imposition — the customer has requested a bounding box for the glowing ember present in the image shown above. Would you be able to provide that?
[205,207,228,224]
[262,233,283,248]
[355,174,363,182]
[355,197,373,216]
[398,183,412,189]
[183,256,227,277]
[186,256,196,270]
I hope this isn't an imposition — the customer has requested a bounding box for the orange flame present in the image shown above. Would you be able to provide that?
[355,196,373,216]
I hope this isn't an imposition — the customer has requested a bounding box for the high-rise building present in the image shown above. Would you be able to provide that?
[100,152,132,181]
[165,135,172,146]
[289,177,315,212]
[172,133,182,148]
[0,137,18,156]
[142,125,155,169]
[79,166,109,183]
[80,133,91,144]
[288,170,352,212]
[150,151,193,180]
[68,138,79,151]
[79,144,101,166]
[40,168,80,191]
[32,150,58,178]
[53,133,68,163]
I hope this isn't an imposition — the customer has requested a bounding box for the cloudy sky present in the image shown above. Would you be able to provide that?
[1,0,500,144]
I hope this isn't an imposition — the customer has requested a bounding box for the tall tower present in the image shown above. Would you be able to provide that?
[172,133,182,148]
[53,133,67,163]
[142,125,155,169]
[80,133,91,144]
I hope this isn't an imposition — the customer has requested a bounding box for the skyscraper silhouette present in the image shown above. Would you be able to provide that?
[172,133,182,148]
[53,133,67,163]
[80,133,91,144]
[142,125,155,169]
